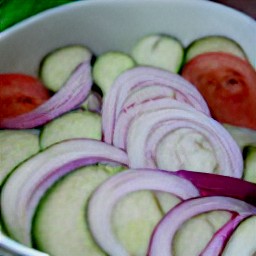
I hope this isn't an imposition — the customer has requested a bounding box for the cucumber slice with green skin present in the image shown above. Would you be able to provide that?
[184,35,247,63]
[32,166,175,256]
[39,45,92,92]
[92,51,135,96]
[243,145,256,183]
[113,190,183,255]
[0,130,39,186]
[40,110,102,149]
[222,216,256,256]
[131,34,184,73]
[173,211,231,256]
[32,165,111,256]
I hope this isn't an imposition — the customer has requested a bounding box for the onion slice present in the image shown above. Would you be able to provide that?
[1,139,128,246]
[88,168,200,256]
[102,66,210,144]
[0,60,92,129]
[175,170,256,206]
[148,196,256,256]
[127,108,243,177]
[81,91,102,113]
[201,214,252,256]
[122,85,176,109]
[113,98,199,149]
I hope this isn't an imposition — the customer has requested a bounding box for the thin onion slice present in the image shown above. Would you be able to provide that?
[148,196,256,256]
[113,98,199,149]
[88,168,200,256]
[1,139,128,246]
[81,91,102,113]
[102,66,210,144]
[127,108,243,177]
[0,60,92,129]
[122,85,176,109]
[201,214,252,256]
[175,170,256,206]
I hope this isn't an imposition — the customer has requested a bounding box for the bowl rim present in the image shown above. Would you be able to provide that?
[1,0,255,39]
[0,0,255,255]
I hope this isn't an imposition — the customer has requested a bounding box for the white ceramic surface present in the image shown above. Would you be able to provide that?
[0,0,255,77]
[0,0,255,255]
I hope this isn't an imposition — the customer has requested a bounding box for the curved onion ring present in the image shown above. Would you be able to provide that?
[113,98,199,149]
[201,214,252,256]
[175,170,256,206]
[0,60,92,129]
[88,168,200,256]
[148,196,256,256]
[127,108,243,177]
[1,139,128,246]
[102,66,210,144]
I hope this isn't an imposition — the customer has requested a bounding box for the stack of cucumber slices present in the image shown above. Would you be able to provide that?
[0,34,256,256]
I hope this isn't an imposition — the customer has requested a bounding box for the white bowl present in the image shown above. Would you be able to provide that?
[0,0,255,255]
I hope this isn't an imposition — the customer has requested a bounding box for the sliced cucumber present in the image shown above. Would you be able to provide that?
[39,45,92,92]
[223,124,256,150]
[222,216,256,256]
[32,165,110,256]
[131,34,184,73]
[173,211,231,256]
[154,192,181,214]
[185,35,247,63]
[0,130,39,186]
[112,191,163,255]
[92,51,135,96]
[40,110,102,149]
[243,145,256,183]
[32,165,177,256]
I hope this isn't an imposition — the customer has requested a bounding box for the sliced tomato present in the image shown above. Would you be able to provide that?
[182,52,256,130]
[0,74,51,119]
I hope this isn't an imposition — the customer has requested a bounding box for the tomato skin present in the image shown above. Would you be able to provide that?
[182,52,256,130]
[0,74,51,119]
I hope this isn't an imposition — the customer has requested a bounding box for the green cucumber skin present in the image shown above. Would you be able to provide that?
[0,130,40,238]
[243,146,256,183]
[31,165,179,256]
[31,165,231,256]
[32,165,110,256]
[184,35,247,63]
[0,130,40,187]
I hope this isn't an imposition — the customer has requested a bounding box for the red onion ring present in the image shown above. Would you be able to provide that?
[148,196,256,256]
[175,170,256,206]
[201,214,252,256]
[88,169,200,256]
[81,91,102,113]
[122,85,176,110]
[102,66,210,144]
[127,108,243,177]
[113,98,199,150]
[1,139,128,246]
[0,60,92,129]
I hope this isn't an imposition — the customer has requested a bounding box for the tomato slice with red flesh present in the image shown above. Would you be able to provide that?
[0,74,51,119]
[182,52,256,130]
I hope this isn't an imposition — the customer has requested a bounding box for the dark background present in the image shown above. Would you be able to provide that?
[211,0,256,19]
